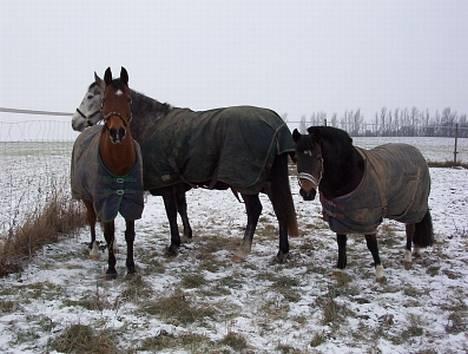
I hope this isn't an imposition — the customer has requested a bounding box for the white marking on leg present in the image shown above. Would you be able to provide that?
[89,241,100,260]
[375,264,385,279]
[404,249,412,263]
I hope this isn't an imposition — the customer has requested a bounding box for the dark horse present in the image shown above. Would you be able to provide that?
[71,67,144,278]
[72,71,298,262]
[293,126,433,279]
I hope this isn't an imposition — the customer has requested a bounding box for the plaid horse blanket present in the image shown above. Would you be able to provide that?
[71,125,144,222]
[320,144,430,234]
[138,105,295,194]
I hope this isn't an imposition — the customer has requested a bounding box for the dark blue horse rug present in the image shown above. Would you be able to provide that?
[320,143,430,234]
[71,125,144,222]
[137,105,295,194]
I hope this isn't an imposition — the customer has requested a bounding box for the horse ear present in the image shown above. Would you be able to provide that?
[94,72,105,89]
[292,128,301,142]
[104,67,113,86]
[307,127,321,142]
[120,67,129,86]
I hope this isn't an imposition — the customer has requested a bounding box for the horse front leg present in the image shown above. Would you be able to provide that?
[365,234,384,280]
[236,194,262,259]
[83,200,99,259]
[163,192,180,256]
[175,188,192,242]
[336,234,347,269]
[103,221,117,278]
[125,219,136,274]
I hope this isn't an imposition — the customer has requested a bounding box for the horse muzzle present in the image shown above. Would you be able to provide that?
[300,187,316,201]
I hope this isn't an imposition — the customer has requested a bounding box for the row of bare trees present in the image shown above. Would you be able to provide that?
[291,107,468,137]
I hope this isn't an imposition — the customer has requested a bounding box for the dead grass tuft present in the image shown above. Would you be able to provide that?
[140,330,212,352]
[141,290,217,325]
[219,331,248,351]
[0,187,85,277]
[50,324,118,354]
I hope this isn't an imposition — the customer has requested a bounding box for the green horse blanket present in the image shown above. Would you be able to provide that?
[137,105,295,194]
[71,125,144,222]
[320,144,430,234]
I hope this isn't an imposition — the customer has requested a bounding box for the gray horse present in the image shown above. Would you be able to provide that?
[72,71,298,262]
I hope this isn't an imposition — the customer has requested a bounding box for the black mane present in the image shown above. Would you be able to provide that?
[308,126,353,145]
[308,126,363,199]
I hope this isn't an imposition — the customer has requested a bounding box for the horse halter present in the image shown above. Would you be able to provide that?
[76,107,101,126]
[297,150,324,192]
[102,111,132,127]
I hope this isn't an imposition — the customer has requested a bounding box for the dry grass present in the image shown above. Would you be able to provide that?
[427,160,468,169]
[0,187,86,277]
[50,324,118,354]
[141,290,217,326]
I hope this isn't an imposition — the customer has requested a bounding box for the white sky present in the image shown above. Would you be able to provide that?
[1,0,467,122]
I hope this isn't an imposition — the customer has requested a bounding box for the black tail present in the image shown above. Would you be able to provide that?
[270,153,299,237]
[413,210,434,247]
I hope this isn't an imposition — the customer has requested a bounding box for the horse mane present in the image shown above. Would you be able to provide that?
[308,126,363,198]
[129,88,171,116]
[307,126,353,146]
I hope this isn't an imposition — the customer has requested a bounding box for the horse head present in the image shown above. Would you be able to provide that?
[72,72,106,131]
[293,128,323,201]
[101,67,132,144]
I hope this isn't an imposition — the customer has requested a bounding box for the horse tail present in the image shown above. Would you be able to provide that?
[270,153,299,237]
[413,209,434,247]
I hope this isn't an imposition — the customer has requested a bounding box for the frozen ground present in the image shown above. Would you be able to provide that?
[0,167,467,353]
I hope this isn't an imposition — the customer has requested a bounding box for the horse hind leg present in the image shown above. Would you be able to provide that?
[175,189,192,243]
[365,234,384,280]
[235,194,262,259]
[83,200,99,259]
[269,153,298,262]
[404,223,416,269]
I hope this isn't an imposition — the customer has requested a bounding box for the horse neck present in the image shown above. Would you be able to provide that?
[129,90,170,142]
[99,129,136,176]
[320,145,364,199]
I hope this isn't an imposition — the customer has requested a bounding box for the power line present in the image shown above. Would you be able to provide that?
[0,107,73,117]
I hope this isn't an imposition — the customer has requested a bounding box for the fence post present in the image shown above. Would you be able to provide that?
[453,123,459,165]
[324,118,327,126]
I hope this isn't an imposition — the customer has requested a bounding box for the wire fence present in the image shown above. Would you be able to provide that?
[1,111,467,237]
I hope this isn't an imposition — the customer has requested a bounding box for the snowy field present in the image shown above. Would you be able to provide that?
[0,138,467,353]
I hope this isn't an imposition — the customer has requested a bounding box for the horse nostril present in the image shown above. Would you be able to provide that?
[300,188,316,201]
[118,127,126,139]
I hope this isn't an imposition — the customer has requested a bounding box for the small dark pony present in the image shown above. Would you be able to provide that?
[71,67,144,278]
[293,126,433,280]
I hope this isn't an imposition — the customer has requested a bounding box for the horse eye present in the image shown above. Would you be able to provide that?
[87,94,93,99]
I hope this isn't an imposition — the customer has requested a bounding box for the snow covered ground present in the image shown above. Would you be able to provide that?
[0,165,467,353]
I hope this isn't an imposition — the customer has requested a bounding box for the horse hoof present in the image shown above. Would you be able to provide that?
[275,252,289,264]
[375,265,385,281]
[165,245,179,257]
[105,270,118,280]
[181,236,192,244]
[89,243,101,260]
[403,261,412,270]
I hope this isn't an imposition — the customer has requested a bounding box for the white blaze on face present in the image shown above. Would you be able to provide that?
[115,89,123,96]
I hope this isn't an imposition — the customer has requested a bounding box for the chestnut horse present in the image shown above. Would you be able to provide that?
[71,67,144,278]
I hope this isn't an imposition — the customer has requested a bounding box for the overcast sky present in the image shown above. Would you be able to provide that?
[1,0,467,123]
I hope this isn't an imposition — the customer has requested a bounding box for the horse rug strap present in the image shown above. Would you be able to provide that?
[139,105,295,194]
[320,144,430,234]
[71,125,144,222]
